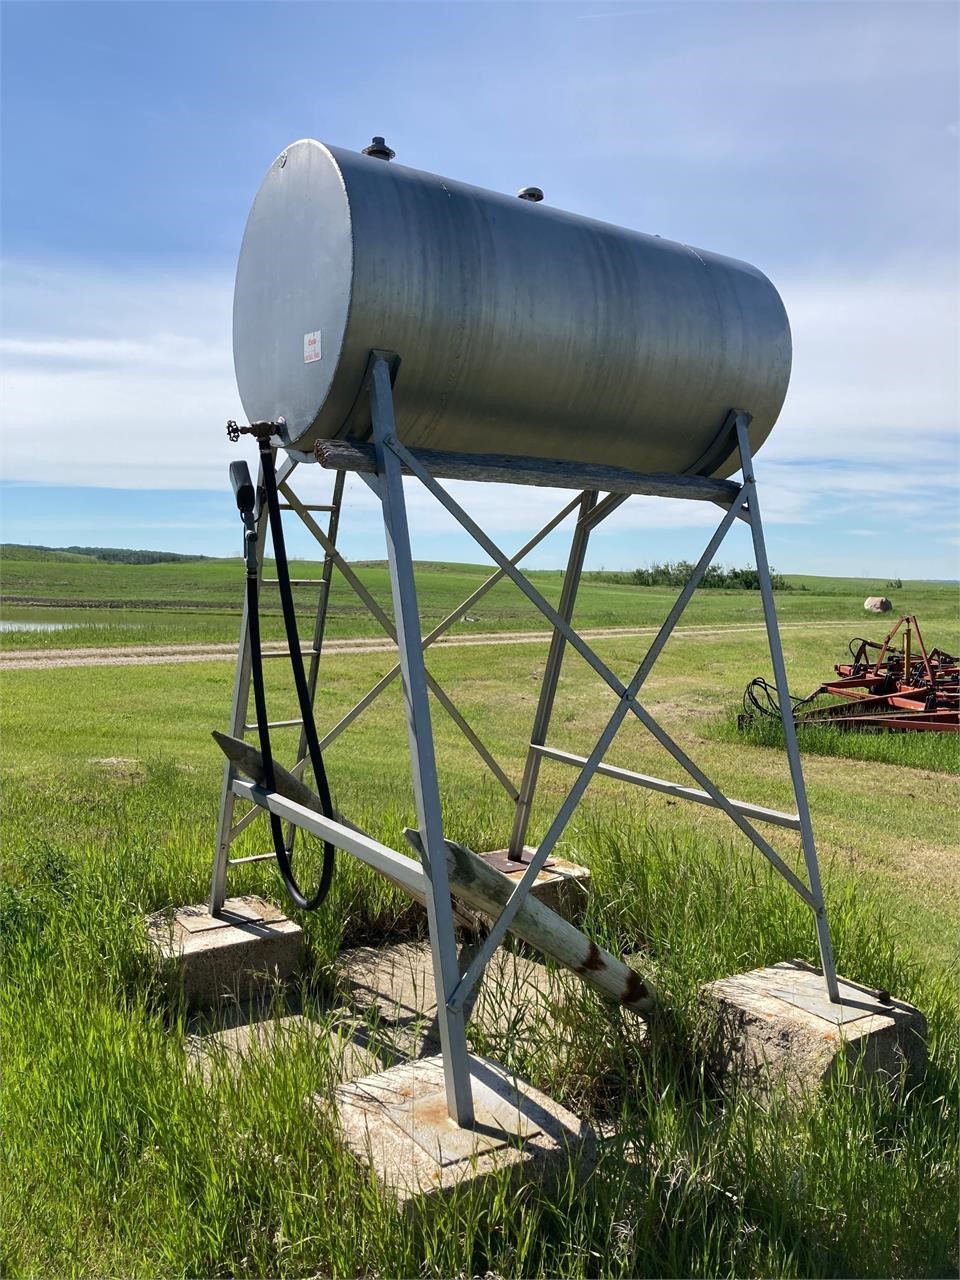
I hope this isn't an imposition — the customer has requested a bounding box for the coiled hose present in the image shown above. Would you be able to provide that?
[237,442,335,910]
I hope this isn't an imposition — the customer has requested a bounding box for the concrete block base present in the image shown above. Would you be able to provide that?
[701,962,927,1098]
[146,895,303,1010]
[189,1006,381,1086]
[479,848,591,920]
[327,1053,594,1206]
[338,940,581,1061]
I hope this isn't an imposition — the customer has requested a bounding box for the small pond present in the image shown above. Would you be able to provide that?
[0,620,75,633]
[0,618,145,634]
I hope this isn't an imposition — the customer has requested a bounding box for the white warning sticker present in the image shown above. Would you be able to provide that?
[303,330,322,363]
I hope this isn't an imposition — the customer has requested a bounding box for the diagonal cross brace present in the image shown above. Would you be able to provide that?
[448,484,772,1011]
[280,478,518,799]
[387,434,822,1014]
[305,492,586,758]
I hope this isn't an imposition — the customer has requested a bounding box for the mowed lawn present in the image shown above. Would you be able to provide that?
[1,568,957,1278]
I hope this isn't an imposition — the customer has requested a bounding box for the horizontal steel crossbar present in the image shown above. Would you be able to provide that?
[533,744,802,829]
[231,779,426,896]
[261,649,318,660]
[243,719,304,731]
[315,438,741,503]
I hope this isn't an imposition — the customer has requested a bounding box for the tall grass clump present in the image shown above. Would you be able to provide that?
[717,709,960,774]
[1,764,957,1277]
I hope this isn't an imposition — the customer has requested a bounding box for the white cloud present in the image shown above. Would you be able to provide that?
[771,268,958,461]
[0,335,222,370]
[0,261,243,490]
[753,263,959,540]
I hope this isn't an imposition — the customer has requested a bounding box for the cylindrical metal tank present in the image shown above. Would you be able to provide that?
[233,139,791,478]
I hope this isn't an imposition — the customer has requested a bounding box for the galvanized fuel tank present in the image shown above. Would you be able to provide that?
[233,139,791,478]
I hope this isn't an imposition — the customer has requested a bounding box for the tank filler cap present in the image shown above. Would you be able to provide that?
[517,186,544,202]
[362,136,396,161]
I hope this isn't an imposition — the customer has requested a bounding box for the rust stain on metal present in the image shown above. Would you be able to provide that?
[576,942,605,973]
[622,967,650,1006]
[413,1094,456,1127]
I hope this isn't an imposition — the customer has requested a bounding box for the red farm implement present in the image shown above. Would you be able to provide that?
[742,615,959,734]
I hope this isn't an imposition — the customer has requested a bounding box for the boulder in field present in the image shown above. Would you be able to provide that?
[864,596,892,613]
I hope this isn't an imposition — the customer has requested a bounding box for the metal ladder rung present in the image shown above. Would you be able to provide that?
[243,718,304,730]
[277,503,336,512]
[227,852,277,866]
[262,578,327,587]
[261,649,318,659]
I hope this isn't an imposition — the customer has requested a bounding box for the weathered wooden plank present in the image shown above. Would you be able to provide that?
[314,438,739,504]
[214,731,655,1018]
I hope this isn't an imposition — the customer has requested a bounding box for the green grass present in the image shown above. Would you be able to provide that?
[1,760,956,1278]
[2,566,958,1277]
[3,543,957,650]
[718,712,960,774]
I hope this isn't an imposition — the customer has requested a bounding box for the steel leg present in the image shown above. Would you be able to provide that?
[369,355,475,1126]
[735,415,840,1002]
[509,490,598,856]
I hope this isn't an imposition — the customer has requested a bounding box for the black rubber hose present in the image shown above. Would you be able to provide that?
[248,442,335,910]
[742,676,819,721]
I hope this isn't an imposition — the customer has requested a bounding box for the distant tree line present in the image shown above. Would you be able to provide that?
[61,546,210,565]
[630,561,792,590]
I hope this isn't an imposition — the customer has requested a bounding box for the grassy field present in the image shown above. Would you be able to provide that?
[1,557,958,1277]
[2,543,956,650]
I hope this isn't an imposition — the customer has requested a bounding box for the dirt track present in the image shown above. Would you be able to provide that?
[1,620,848,671]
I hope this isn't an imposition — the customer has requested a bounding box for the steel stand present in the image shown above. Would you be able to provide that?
[212,363,841,1126]
[374,404,839,1008]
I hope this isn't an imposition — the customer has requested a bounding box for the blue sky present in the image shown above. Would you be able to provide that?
[1,0,957,577]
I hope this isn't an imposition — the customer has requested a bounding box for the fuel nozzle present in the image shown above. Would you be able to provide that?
[228,459,260,572]
[229,460,256,517]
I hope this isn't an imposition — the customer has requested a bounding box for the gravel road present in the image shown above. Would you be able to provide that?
[1,620,846,671]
